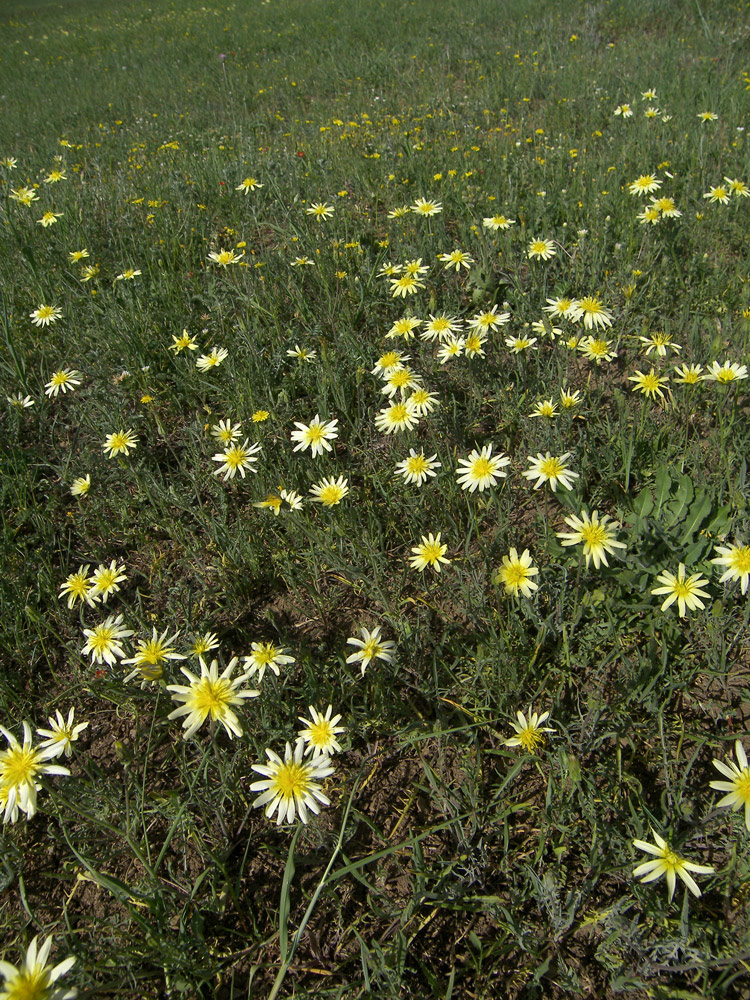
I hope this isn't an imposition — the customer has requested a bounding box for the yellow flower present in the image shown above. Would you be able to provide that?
[710,740,750,831]
[633,829,714,900]
[409,532,450,573]
[504,707,554,752]
[494,548,539,597]
[167,656,259,739]
[250,739,334,825]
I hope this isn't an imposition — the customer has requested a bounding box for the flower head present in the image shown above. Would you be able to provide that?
[306,202,334,221]
[0,934,76,999]
[170,330,199,353]
[710,740,750,831]
[483,214,515,231]
[208,249,244,266]
[639,331,682,357]
[212,439,261,480]
[409,532,450,573]
[711,541,750,594]
[346,626,395,675]
[167,656,259,739]
[58,566,98,610]
[243,642,295,683]
[673,363,704,385]
[236,176,262,193]
[633,828,714,900]
[250,739,334,825]
[290,414,339,457]
[386,316,422,341]
[629,174,661,196]
[88,560,127,603]
[81,614,134,666]
[703,185,729,205]
[309,476,349,507]
[504,707,554,752]
[196,347,229,371]
[411,197,442,216]
[468,305,510,332]
[0,722,70,823]
[395,449,441,487]
[628,368,670,400]
[44,369,82,397]
[297,705,346,758]
[572,296,613,330]
[527,238,556,260]
[211,418,242,445]
[30,305,62,327]
[494,548,539,598]
[455,444,510,493]
[523,453,579,492]
[556,510,626,569]
[578,336,617,364]
[704,360,748,384]
[651,563,710,617]
[103,429,138,458]
[374,399,419,434]
[70,475,91,497]
[36,708,89,759]
[439,249,474,272]
[122,627,186,683]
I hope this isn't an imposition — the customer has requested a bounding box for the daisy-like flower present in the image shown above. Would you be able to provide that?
[436,335,466,364]
[7,393,34,409]
[482,214,515,230]
[114,268,141,281]
[81,614,134,666]
[250,738,334,825]
[189,631,220,657]
[651,563,710,617]
[102,429,138,458]
[628,174,662,196]
[395,449,441,487]
[455,444,510,493]
[196,347,229,371]
[252,409,270,422]
[411,197,442,216]
[44,369,82,397]
[571,296,614,331]
[409,532,450,573]
[122,627,186,683]
[207,249,244,266]
[703,185,730,205]
[290,414,339,457]
[710,740,750,831]
[381,366,421,398]
[650,196,682,218]
[439,249,474,272]
[527,238,556,260]
[0,934,76,996]
[297,705,345,758]
[243,642,295,683]
[628,368,670,399]
[37,210,63,228]
[346,625,395,675]
[504,707,554,752]
[641,89,657,100]
[711,541,750,594]
[529,398,557,419]
[80,263,99,282]
[0,723,70,824]
[236,176,262,193]
[371,350,410,376]
[559,387,582,409]
[290,256,315,267]
[468,305,510,332]
[306,201,334,221]
[286,344,317,362]
[170,330,199,353]
[725,177,750,198]
[703,360,748,384]
[374,399,419,434]
[390,273,424,298]
[167,656,259,739]
[58,565,98,609]
[83,561,126,601]
[698,111,718,122]
[505,335,537,353]
[632,828,714,900]
[644,106,661,119]
[1,157,18,169]
[464,331,488,358]
[578,336,617,364]
[211,418,242,444]
[531,318,562,342]
[212,439,261,480]
[10,186,38,205]
[377,261,402,277]
[523,452,579,492]
[543,296,579,320]
[637,205,661,225]
[68,248,89,263]
[639,331,682,356]
[254,488,304,515]
[386,316,422,341]
[402,258,430,277]
[557,510,626,569]
[614,103,633,118]
[70,474,91,497]
[407,388,439,415]
[36,708,89,759]
[45,169,67,183]
[673,363,704,385]
[29,304,62,327]
[494,548,539,598]
[309,476,349,507]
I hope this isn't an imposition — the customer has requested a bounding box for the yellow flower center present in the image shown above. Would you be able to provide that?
[540,457,565,479]
[716,368,736,383]
[318,485,344,505]
[90,627,115,655]
[225,446,248,468]
[518,727,545,752]
[421,542,443,564]
[272,760,311,799]
[1,746,41,787]
[581,523,607,547]
[306,426,324,444]
[308,720,335,749]
[4,966,51,1000]
[729,547,750,574]
[407,455,428,475]
[189,677,232,717]
[472,457,494,478]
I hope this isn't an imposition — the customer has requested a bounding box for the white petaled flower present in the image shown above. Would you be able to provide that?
[710,541,750,594]
[196,347,229,371]
[167,656,259,740]
[212,439,261,480]
[632,828,715,901]
[710,740,750,831]
[290,414,339,457]
[36,708,89,759]
[88,560,127,603]
[455,444,510,493]
[0,934,76,999]
[121,627,186,684]
[703,360,748,384]
[345,626,395,676]
[504,707,554,752]
[58,565,99,610]
[309,476,349,507]
[0,722,71,824]
[374,399,420,434]
[556,510,626,569]
[242,642,295,683]
[523,452,579,492]
[81,614,134,666]
[211,418,242,444]
[395,449,441,487]
[439,249,474,272]
[297,705,346,758]
[250,739,334,825]
[494,548,539,598]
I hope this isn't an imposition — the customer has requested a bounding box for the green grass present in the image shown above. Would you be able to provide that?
[1,0,750,996]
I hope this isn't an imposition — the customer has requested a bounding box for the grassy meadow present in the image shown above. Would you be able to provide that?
[1,0,750,996]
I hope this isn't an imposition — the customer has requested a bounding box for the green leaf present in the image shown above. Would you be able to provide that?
[679,492,713,545]
[654,466,671,514]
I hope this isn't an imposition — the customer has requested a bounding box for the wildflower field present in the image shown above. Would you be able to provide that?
[1,0,750,995]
